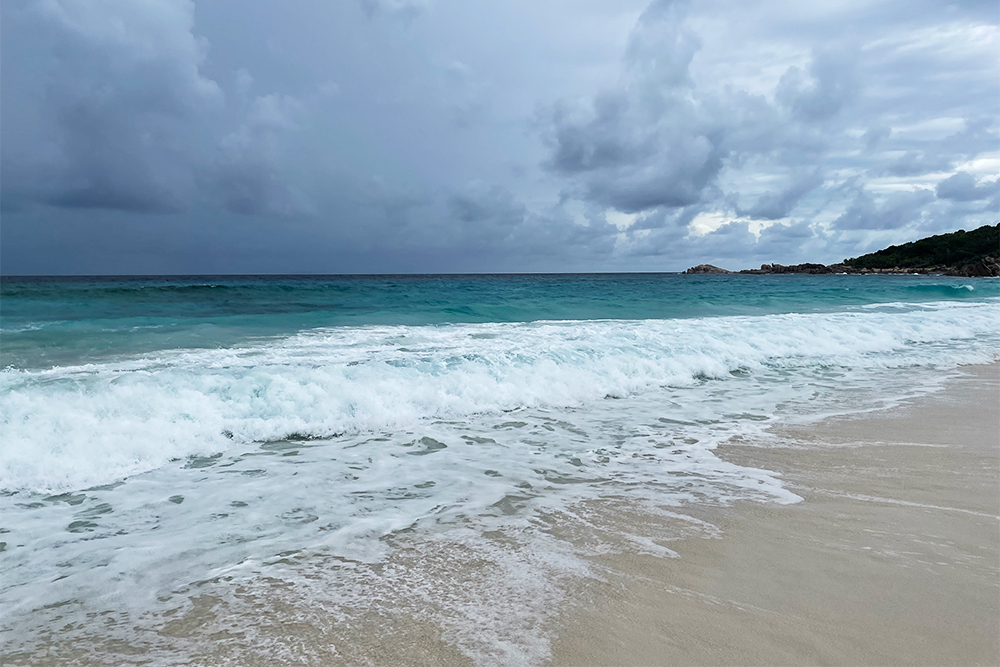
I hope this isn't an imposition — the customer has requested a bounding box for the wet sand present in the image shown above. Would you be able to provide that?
[7,367,996,666]
[552,364,1000,666]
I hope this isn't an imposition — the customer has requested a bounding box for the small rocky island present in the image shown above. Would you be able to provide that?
[685,223,1000,277]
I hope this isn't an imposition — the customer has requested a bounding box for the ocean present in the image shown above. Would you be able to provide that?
[2,273,998,665]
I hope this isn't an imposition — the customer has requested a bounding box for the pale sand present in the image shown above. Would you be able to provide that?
[551,364,1000,667]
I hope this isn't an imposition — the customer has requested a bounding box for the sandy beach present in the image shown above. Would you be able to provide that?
[552,363,1000,666]
[5,348,998,667]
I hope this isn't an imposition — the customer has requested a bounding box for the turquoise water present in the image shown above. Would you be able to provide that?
[1,273,989,369]
[2,273,998,664]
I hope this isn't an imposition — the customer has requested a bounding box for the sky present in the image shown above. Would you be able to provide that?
[1,0,997,274]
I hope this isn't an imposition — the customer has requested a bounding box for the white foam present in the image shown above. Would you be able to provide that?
[2,299,997,494]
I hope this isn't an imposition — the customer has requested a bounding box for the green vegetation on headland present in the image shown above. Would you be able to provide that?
[842,223,999,270]
[685,223,1000,276]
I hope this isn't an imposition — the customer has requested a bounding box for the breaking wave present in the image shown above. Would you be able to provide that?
[2,299,997,494]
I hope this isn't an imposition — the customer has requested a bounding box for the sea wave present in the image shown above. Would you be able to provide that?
[905,283,977,294]
[2,299,997,494]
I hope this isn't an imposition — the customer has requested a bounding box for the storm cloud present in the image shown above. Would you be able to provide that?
[2,0,997,273]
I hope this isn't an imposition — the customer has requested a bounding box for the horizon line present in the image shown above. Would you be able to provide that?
[1,270,703,279]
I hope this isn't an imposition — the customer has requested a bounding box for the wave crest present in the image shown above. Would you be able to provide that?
[2,300,997,493]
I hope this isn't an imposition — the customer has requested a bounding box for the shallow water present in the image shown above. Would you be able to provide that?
[2,273,997,664]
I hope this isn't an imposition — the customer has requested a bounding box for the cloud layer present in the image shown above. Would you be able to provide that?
[2,0,997,273]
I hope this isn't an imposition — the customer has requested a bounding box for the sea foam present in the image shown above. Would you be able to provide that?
[2,299,996,494]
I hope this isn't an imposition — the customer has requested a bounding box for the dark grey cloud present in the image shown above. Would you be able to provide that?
[774,50,860,123]
[736,171,824,220]
[833,188,936,231]
[862,126,891,152]
[935,171,999,202]
[209,94,309,216]
[543,1,726,214]
[539,5,867,228]
[882,152,954,178]
[1,0,997,274]
[1,0,222,214]
[449,185,524,227]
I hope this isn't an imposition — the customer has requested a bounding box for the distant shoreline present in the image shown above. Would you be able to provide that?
[686,222,1000,277]
[684,259,1000,277]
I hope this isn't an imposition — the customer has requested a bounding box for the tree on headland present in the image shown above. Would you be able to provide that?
[843,223,999,270]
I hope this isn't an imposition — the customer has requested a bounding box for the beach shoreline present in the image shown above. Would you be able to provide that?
[5,364,998,666]
[551,363,1000,666]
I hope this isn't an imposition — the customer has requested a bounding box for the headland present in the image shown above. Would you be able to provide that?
[686,223,1000,276]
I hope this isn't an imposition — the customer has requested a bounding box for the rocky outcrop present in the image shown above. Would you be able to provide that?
[739,263,833,275]
[683,264,731,274]
[944,257,1000,277]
